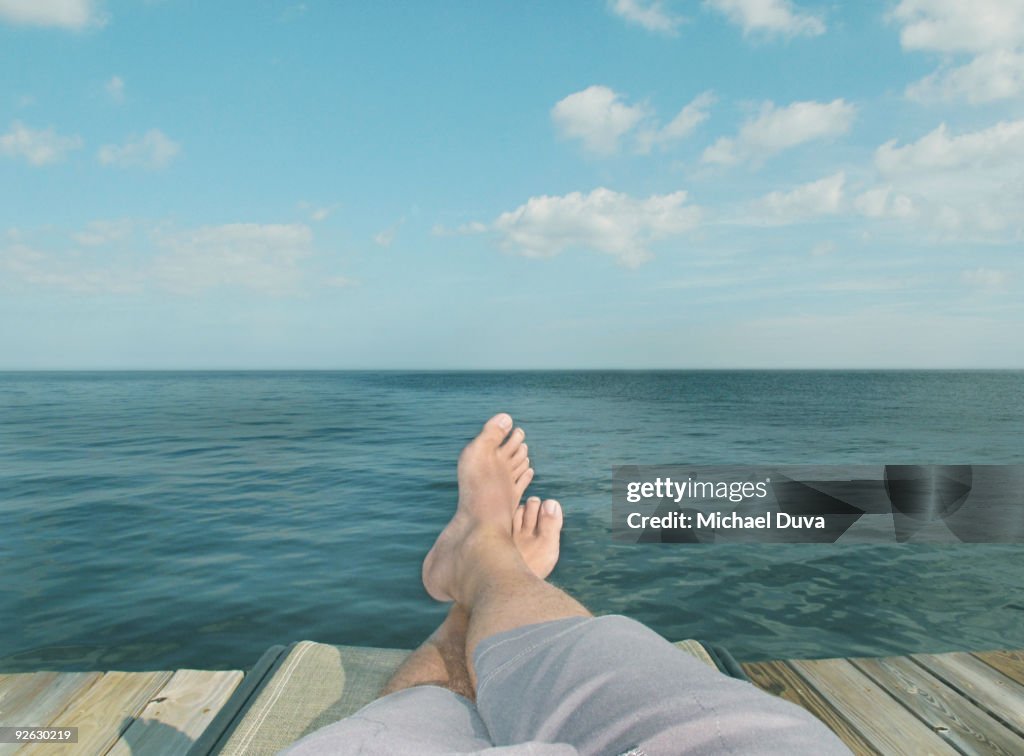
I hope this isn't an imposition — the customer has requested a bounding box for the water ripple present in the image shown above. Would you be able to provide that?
[1,370,1022,671]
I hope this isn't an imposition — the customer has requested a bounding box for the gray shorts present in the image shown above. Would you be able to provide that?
[281,615,850,755]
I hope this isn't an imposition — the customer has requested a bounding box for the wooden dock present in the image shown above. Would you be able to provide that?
[1,647,1022,754]
[743,649,1024,755]
[0,669,242,756]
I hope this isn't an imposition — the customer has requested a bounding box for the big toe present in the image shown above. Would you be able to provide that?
[478,413,514,446]
[537,499,563,537]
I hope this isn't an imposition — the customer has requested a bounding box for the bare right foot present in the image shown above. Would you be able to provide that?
[422,413,535,602]
[513,496,562,579]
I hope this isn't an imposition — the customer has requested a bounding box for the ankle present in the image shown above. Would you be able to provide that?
[430,604,469,644]
[455,535,534,607]
[457,526,519,575]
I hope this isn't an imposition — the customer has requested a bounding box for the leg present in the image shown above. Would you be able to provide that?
[423,413,851,755]
[422,413,589,687]
[281,685,494,755]
[284,415,572,755]
[382,489,566,700]
[379,604,474,699]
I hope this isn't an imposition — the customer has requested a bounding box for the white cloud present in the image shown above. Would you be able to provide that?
[892,0,1024,54]
[854,186,916,220]
[0,243,141,294]
[73,219,133,246]
[705,0,825,38]
[756,171,845,222]
[702,99,855,165]
[154,223,313,294]
[907,49,1024,104]
[434,221,488,236]
[478,187,702,267]
[98,129,180,169]
[298,201,338,222]
[962,267,1009,289]
[554,86,713,156]
[0,121,82,165]
[853,187,889,218]
[893,0,1024,103]
[552,86,648,155]
[105,75,124,102]
[280,2,308,21]
[876,120,1024,175]
[867,119,1024,236]
[608,0,683,35]
[810,240,836,256]
[636,91,715,153]
[0,0,103,29]
[373,218,405,247]
[3,221,336,297]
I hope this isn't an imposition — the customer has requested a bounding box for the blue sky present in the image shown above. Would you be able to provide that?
[2,0,1022,368]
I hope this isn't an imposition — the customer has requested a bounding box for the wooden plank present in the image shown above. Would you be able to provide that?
[790,657,957,755]
[913,652,1024,737]
[19,671,172,756]
[853,655,1024,756]
[974,650,1024,688]
[0,672,102,756]
[106,670,243,756]
[0,672,101,725]
[742,660,879,756]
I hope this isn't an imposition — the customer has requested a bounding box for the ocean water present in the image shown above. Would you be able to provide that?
[1,370,1022,673]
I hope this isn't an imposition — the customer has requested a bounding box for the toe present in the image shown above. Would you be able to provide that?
[480,413,514,445]
[509,442,528,467]
[501,427,526,456]
[515,467,534,497]
[523,496,541,531]
[513,504,525,534]
[538,499,563,536]
[512,456,530,479]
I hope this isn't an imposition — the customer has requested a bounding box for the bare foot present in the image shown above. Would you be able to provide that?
[422,413,534,602]
[513,496,562,579]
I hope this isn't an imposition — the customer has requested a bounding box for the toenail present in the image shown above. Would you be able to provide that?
[542,500,558,514]
[529,496,540,503]
[496,414,513,430]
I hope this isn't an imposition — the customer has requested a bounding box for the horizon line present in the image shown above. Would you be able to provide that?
[2,367,1023,373]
